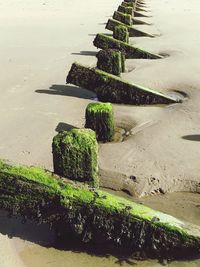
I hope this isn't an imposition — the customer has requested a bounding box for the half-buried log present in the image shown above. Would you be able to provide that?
[113,11,133,26]
[106,18,154,37]
[117,4,149,22]
[93,33,161,59]
[66,63,180,105]
[85,102,114,142]
[52,128,99,188]
[0,160,199,259]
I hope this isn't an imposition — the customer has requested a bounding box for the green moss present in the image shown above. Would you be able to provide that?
[118,5,133,16]
[85,102,114,142]
[0,159,199,259]
[124,0,136,3]
[106,18,154,38]
[113,11,132,26]
[113,25,129,43]
[94,33,161,59]
[66,62,180,105]
[96,49,124,76]
[121,1,135,8]
[52,128,99,188]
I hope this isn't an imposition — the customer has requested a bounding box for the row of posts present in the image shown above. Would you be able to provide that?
[52,0,140,188]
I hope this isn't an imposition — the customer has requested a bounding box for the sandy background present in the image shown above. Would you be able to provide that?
[99,0,200,196]
[0,0,200,266]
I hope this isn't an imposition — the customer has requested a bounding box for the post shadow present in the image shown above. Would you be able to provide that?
[182,135,200,142]
[71,51,98,56]
[35,84,96,100]
[55,122,78,133]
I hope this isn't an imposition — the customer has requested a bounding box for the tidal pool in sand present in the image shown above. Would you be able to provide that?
[0,192,198,267]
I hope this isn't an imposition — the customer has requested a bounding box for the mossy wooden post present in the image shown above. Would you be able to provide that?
[93,33,162,59]
[121,1,135,8]
[52,128,99,188]
[113,25,129,43]
[85,102,114,142]
[117,5,133,16]
[113,11,132,26]
[96,49,125,76]
[106,19,154,38]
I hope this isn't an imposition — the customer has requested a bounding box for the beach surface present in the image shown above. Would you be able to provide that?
[0,0,200,266]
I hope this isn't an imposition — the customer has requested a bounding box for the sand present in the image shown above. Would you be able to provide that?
[99,0,200,196]
[0,0,200,266]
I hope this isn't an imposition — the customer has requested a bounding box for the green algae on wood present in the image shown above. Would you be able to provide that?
[0,159,199,259]
[85,102,114,142]
[93,33,161,59]
[113,11,132,26]
[121,1,135,8]
[124,0,136,3]
[106,18,154,38]
[66,62,180,105]
[113,25,129,43]
[117,5,133,16]
[52,128,99,188]
[96,49,125,76]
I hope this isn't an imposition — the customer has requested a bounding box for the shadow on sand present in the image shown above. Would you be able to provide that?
[55,122,78,133]
[0,210,137,266]
[71,50,98,56]
[182,135,200,142]
[35,84,96,100]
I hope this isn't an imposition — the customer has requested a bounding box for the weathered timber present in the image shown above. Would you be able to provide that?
[113,25,129,43]
[66,63,180,105]
[121,1,135,8]
[106,19,154,37]
[117,5,133,16]
[93,33,161,59]
[113,11,132,26]
[85,102,114,142]
[124,0,136,3]
[52,128,99,188]
[96,49,125,76]
[0,160,199,259]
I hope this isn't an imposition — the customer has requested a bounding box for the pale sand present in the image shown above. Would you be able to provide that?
[0,0,119,171]
[0,0,200,266]
[99,0,200,196]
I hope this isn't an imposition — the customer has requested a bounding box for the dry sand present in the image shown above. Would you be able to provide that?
[0,0,200,266]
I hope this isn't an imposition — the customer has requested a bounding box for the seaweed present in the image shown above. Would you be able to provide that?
[0,160,199,259]
[52,129,99,188]
[85,102,114,142]
[66,62,180,105]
